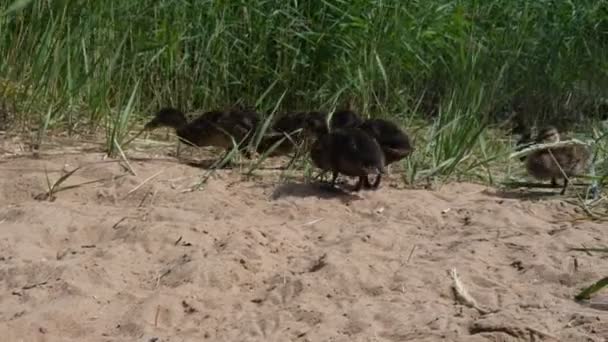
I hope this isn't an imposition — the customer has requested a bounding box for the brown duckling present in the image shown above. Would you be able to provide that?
[358,118,414,188]
[309,125,385,192]
[525,126,591,195]
[145,106,261,157]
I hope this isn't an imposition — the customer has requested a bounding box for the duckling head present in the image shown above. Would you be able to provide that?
[145,107,188,130]
[536,126,560,143]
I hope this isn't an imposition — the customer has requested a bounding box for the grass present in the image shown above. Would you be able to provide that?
[575,276,608,301]
[1,0,608,187]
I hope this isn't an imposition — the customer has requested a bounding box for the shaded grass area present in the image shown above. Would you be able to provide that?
[1,1,607,127]
[0,0,608,192]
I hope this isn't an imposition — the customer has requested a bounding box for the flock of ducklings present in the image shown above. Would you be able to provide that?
[143,106,592,194]
[143,106,412,191]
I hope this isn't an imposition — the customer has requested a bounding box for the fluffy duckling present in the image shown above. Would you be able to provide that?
[309,126,385,192]
[525,126,591,195]
[358,118,414,188]
[145,106,261,156]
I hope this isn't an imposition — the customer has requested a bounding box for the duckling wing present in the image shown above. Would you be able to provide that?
[273,112,307,133]
[552,145,592,176]
[526,145,591,179]
[361,119,412,149]
[184,110,207,123]
[310,135,333,171]
[360,120,412,163]
[176,116,215,146]
[332,129,385,175]
[526,150,559,180]
[210,111,260,142]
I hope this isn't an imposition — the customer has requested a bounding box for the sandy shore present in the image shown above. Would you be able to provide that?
[0,140,606,341]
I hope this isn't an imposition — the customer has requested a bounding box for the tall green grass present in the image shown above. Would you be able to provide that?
[1,0,607,179]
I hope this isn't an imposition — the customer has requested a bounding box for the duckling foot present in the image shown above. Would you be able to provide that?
[283,153,299,170]
[313,170,329,181]
[362,176,372,189]
[361,174,382,190]
[330,171,339,187]
[373,174,382,188]
[353,176,365,192]
[551,177,558,188]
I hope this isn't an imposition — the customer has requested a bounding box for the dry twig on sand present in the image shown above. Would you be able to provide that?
[123,169,164,198]
[450,268,491,315]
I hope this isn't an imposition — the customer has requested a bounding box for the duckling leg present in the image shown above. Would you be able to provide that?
[240,148,253,159]
[330,171,339,187]
[362,175,380,189]
[314,170,329,181]
[551,177,557,187]
[215,148,236,168]
[371,174,382,189]
[284,152,299,170]
[354,176,365,191]
[362,176,373,189]
[560,178,569,195]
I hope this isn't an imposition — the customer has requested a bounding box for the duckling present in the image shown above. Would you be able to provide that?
[328,109,363,130]
[358,118,414,188]
[145,106,261,157]
[257,111,326,157]
[525,126,591,195]
[300,109,365,182]
[309,126,385,192]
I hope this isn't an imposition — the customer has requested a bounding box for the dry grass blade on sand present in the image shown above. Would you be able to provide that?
[123,169,164,198]
[35,166,83,201]
[113,137,137,176]
[35,165,128,201]
[575,276,608,301]
[509,139,590,160]
[450,268,492,315]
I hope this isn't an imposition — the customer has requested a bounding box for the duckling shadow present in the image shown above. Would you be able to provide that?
[484,188,560,200]
[180,158,235,170]
[128,156,236,170]
[271,182,363,201]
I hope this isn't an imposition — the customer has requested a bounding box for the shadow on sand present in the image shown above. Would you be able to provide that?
[484,188,561,201]
[271,181,365,202]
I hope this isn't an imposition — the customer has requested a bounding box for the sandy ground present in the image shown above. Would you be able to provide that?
[0,135,607,342]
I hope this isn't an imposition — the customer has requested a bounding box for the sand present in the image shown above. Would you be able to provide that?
[0,136,607,342]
